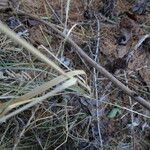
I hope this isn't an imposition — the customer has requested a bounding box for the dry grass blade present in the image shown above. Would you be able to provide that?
[0,20,90,92]
[0,21,65,75]
[0,77,77,123]
[0,21,90,122]
[0,70,87,116]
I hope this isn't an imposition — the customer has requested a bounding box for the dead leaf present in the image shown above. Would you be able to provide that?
[29,26,48,46]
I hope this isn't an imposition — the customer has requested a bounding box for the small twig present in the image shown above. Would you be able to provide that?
[124,71,136,150]
[96,13,117,25]
[44,0,64,26]
[134,33,150,50]
[125,33,150,65]
[93,17,103,150]
[9,10,150,110]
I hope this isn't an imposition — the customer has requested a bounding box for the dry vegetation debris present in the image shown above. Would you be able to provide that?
[0,0,150,149]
